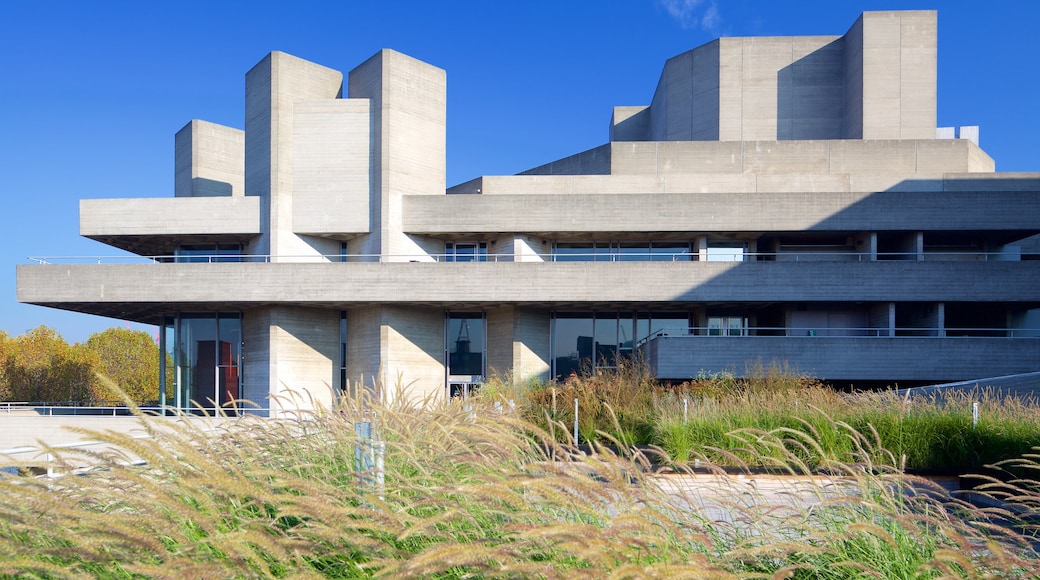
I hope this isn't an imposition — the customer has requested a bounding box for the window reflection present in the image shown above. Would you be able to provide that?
[447,312,485,377]
[552,311,692,378]
[161,313,242,413]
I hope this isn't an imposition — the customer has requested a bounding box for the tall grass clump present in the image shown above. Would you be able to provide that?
[511,361,1040,472]
[522,356,660,446]
[1,382,1039,577]
[0,388,725,578]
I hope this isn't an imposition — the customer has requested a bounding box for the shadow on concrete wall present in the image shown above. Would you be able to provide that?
[776,39,845,141]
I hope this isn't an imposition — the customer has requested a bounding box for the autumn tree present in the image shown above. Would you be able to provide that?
[85,327,161,403]
[3,326,96,402]
[0,331,11,400]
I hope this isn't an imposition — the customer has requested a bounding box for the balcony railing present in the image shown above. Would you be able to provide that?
[638,326,1040,344]
[26,250,1040,265]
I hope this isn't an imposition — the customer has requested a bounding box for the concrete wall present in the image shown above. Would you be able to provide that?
[510,139,993,186]
[486,306,551,383]
[491,235,549,262]
[649,40,720,141]
[175,120,245,198]
[403,188,1040,234]
[245,51,343,261]
[631,11,935,144]
[345,305,383,395]
[347,49,446,262]
[609,106,650,141]
[242,306,338,416]
[518,144,611,176]
[292,99,371,235]
[845,11,937,139]
[381,306,444,403]
[345,305,444,404]
[81,197,260,238]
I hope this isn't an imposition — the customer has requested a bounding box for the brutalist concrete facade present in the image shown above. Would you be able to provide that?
[17,11,1040,412]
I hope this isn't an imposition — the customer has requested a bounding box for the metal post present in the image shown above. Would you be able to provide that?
[573,398,579,444]
[355,421,373,483]
[683,398,689,423]
[355,420,385,498]
[972,402,979,429]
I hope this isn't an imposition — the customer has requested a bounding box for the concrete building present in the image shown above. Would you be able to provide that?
[16,10,1040,414]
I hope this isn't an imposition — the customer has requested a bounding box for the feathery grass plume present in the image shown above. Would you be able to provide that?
[1,372,1039,577]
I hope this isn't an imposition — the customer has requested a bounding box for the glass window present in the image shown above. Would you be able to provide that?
[617,242,651,262]
[650,242,693,261]
[175,244,244,263]
[552,313,594,378]
[553,242,595,262]
[169,313,242,413]
[708,316,745,336]
[447,312,485,377]
[446,242,487,262]
[594,313,619,368]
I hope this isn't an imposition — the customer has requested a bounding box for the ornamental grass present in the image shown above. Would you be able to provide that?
[0,379,1038,578]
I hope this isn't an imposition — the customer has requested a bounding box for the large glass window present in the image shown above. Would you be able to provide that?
[447,312,486,377]
[552,311,692,378]
[552,313,594,378]
[160,313,242,412]
[594,312,619,368]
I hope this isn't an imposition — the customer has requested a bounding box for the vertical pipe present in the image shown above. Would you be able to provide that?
[683,398,689,423]
[972,402,979,429]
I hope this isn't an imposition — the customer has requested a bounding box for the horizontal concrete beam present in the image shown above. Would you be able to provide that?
[17,261,1040,323]
[643,335,1040,382]
[81,197,262,237]
[403,189,1040,234]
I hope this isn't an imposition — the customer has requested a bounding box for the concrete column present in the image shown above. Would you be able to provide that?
[346,305,444,404]
[486,306,551,384]
[696,236,708,261]
[853,232,877,261]
[915,232,925,261]
[888,302,897,336]
[242,306,339,417]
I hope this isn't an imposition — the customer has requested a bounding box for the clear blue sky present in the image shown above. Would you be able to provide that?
[2,1,1037,343]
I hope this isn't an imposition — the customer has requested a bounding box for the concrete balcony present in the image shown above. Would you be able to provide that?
[640,335,1040,382]
[16,259,1040,323]
[80,197,262,255]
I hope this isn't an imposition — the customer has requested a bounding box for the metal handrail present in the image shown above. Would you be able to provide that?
[26,250,1040,265]
[638,326,1040,344]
